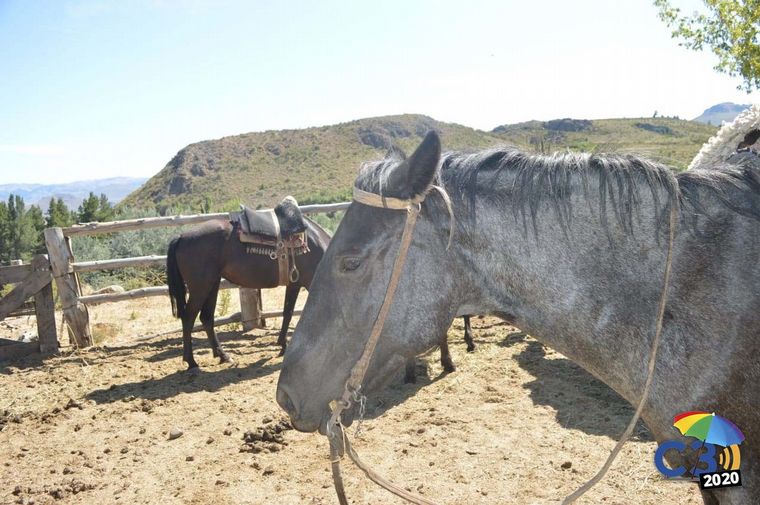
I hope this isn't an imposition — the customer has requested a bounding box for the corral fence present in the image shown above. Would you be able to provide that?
[0,255,58,360]
[35,202,349,350]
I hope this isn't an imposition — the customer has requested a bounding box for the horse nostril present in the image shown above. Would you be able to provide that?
[276,386,297,417]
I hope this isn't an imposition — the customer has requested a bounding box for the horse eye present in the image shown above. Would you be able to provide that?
[340,257,362,272]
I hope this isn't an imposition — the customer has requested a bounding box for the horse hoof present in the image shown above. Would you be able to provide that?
[219,354,234,365]
[466,345,476,353]
[442,361,456,373]
[404,374,417,384]
[278,347,286,357]
[187,365,201,374]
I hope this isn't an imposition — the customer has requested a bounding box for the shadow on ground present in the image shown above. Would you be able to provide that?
[82,329,284,404]
[512,338,650,441]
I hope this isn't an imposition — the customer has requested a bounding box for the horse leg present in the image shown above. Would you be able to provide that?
[181,298,203,370]
[404,357,417,384]
[200,280,232,364]
[463,315,475,352]
[440,333,456,373]
[277,283,300,356]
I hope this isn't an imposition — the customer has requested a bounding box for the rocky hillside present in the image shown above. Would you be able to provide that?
[122,114,717,211]
[121,115,503,211]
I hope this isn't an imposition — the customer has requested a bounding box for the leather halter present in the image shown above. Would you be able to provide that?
[327,184,452,505]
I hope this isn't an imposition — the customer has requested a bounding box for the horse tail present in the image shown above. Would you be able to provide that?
[166,237,186,319]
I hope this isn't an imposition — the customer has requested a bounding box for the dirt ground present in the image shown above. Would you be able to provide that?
[0,288,702,505]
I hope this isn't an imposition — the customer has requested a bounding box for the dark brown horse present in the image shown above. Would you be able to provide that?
[166,209,331,370]
[166,198,475,373]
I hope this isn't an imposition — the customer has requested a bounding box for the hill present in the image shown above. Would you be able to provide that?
[122,114,716,211]
[121,115,503,211]
[0,177,147,209]
[693,102,749,125]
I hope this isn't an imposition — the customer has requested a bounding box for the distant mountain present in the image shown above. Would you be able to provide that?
[0,177,148,210]
[693,102,750,125]
[122,114,717,211]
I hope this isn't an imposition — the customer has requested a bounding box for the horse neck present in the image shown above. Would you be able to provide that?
[452,194,673,405]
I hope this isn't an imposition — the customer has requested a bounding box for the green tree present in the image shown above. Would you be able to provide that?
[655,0,760,91]
[23,205,46,256]
[46,197,75,227]
[0,201,9,263]
[78,192,100,223]
[1,195,45,261]
[78,192,113,222]
[97,193,114,222]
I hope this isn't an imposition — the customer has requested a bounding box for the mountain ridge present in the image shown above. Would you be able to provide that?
[0,177,148,209]
[121,113,718,211]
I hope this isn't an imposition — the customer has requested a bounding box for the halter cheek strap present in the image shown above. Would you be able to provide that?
[326,183,453,505]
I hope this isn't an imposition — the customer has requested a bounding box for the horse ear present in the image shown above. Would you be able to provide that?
[386,131,441,198]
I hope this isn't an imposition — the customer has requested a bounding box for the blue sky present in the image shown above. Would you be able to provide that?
[1,0,758,184]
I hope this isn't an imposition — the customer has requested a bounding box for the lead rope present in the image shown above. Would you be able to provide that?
[561,202,678,504]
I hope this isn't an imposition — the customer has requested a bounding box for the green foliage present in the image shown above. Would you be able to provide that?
[655,0,760,91]
[78,192,114,223]
[308,211,343,235]
[0,195,46,262]
[46,198,76,227]
[217,290,231,316]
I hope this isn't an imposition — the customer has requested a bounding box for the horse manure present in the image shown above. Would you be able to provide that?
[560,461,572,470]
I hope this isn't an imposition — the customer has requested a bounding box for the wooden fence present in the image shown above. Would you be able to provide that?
[43,202,350,348]
[0,255,58,361]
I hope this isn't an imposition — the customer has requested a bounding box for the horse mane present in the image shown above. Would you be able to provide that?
[354,145,760,238]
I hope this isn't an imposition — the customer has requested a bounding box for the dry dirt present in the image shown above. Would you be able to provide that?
[0,287,702,505]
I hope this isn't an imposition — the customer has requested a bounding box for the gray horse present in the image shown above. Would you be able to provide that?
[277,132,760,504]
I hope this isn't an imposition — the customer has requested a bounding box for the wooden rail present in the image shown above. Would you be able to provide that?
[62,202,350,237]
[72,255,166,273]
[79,279,239,305]
[0,262,33,285]
[190,309,302,333]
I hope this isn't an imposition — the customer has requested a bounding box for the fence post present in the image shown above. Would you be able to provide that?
[44,227,92,348]
[239,288,264,331]
[32,254,58,354]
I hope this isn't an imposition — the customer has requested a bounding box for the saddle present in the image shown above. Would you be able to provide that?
[230,196,310,285]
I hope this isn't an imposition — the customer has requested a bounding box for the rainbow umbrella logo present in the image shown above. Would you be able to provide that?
[674,411,745,447]
[674,411,745,477]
